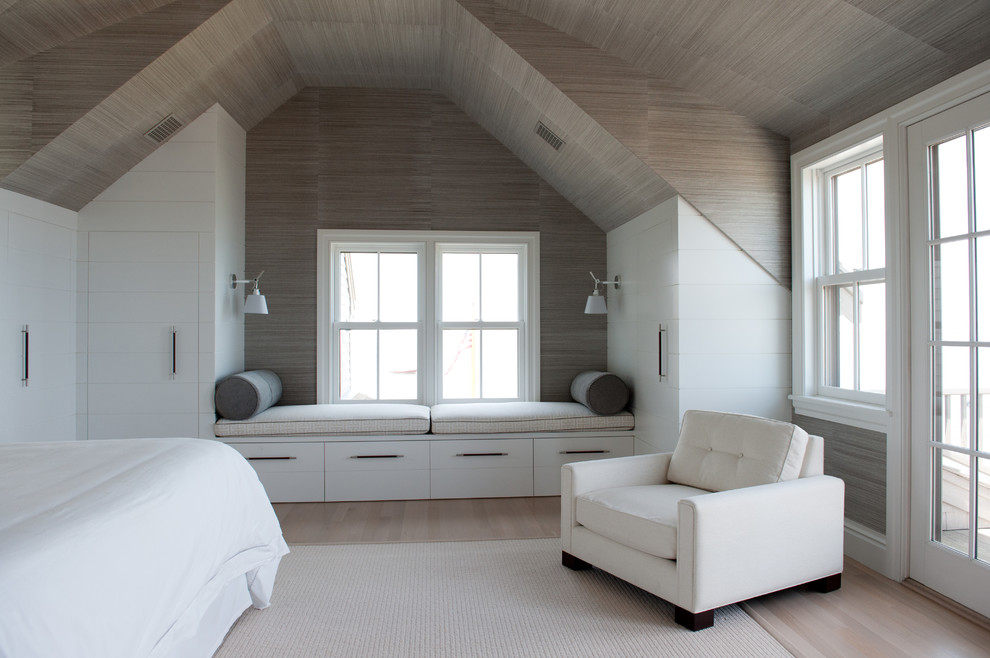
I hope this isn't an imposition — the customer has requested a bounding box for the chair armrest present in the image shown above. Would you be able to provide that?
[561,453,672,552]
[564,452,672,497]
[676,475,845,612]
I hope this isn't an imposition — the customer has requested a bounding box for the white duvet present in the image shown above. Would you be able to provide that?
[0,438,289,658]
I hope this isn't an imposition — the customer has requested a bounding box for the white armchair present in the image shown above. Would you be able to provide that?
[561,410,845,630]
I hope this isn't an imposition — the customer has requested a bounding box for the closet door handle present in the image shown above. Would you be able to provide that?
[21,325,29,386]
[456,452,508,457]
[170,326,177,379]
[658,323,667,380]
[559,449,610,455]
[248,456,297,461]
[350,454,404,459]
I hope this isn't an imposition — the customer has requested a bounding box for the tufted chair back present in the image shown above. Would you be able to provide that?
[666,410,810,492]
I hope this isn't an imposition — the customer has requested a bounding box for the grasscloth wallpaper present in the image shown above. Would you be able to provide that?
[245,87,606,404]
[793,414,887,535]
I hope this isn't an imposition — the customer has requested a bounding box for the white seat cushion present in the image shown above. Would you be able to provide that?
[667,410,809,492]
[576,484,708,560]
[430,402,634,434]
[214,403,431,437]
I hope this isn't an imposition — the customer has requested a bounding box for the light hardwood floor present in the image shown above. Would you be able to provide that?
[273,497,990,657]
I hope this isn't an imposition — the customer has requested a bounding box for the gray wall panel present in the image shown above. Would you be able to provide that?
[245,87,606,404]
[794,413,887,535]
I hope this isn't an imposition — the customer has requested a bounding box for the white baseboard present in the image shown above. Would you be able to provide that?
[843,519,899,579]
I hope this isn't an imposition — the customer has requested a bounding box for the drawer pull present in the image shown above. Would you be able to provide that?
[560,449,610,455]
[247,456,297,461]
[456,452,508,457]
[350,454,404,459]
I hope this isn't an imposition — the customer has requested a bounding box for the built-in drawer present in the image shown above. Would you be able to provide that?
[430,438,533,498]
[324,440,430,471]
[533,435,635,496]
[324,440,430,501]
[228,442,325,503]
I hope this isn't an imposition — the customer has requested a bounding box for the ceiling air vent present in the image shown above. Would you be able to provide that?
[535,121,564,151]
[144,114,183,144]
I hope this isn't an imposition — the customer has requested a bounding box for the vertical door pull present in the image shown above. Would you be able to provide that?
[21,325,29,386]
[171,326,177,379]
[658,324,667,380]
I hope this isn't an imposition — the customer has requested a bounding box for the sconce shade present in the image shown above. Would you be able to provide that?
[584,294,607,314]
[233,271,269,314]
[584,271,618,315]
[244,290,268,315]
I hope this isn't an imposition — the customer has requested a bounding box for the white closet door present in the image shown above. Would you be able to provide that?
[87,232,200,439]
[3,209,77,443]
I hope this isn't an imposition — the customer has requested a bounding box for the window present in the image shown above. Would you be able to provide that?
[793,136,887,421]
[819,153,886,402]
[317,230,539,404]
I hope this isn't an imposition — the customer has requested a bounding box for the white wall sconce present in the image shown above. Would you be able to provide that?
[585,271,619,314]
[232,271,269,314]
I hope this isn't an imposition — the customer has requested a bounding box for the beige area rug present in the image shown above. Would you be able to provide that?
[216,539,790,657]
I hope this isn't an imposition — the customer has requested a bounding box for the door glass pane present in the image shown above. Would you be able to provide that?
[932,241,970,342]
[978,238,990,342]
[339,329,377,400]
[933,135,969,238]
[442,253,480,322]
[823,284,855,389]
[860,282,886,394]
[981,348,990,454]
[442,329,480,399]
[379,330,417,400]
[936,345,971,450]
[976,126,989,232]
[866,159,886,269]
[481,329,518,398]
[935,448,971,555]
[481,253,519,321]
[978,457,990,564]
[379,253,418,322]
[339,252,378,322]
[834,169,863,272]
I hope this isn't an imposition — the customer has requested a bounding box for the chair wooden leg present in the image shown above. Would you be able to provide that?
[674,606,714,631]
[561,551,592,570]
[810,573,842,593]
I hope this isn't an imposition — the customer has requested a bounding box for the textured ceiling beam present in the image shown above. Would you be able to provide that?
[440,0,674,232]
[1,0,299,209]
[0,0,180,66]
[462,0,791,286]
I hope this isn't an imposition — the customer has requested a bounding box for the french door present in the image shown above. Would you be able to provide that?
[909,91,990,615]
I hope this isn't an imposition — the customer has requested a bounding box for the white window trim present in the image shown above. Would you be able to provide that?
[317,229,540,405]
[791,59,990,582]
[792,134,890,428]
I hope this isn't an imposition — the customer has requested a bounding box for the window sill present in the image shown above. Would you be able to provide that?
[789,395,890,433]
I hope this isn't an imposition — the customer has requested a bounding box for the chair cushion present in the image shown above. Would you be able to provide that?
[667,410,809,492]
[576,484,708,560]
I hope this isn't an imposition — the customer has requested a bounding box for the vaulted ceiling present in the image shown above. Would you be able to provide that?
[2,0,989,288]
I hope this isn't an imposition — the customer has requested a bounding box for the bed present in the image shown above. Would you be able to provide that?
[0,437,289,657]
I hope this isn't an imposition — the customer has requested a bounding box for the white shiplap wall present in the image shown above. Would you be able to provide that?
[78,104,245,440]
[0,189,78,443]
[607,197,791,453]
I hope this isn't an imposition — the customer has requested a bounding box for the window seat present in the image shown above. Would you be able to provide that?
[215,402,635,502]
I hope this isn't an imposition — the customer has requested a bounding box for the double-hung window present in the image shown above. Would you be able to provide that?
[818,152,886,402]
[318,230,540,405]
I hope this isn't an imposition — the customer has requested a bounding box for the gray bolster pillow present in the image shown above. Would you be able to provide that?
[215,370,282,420]
[570,371,630,415]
